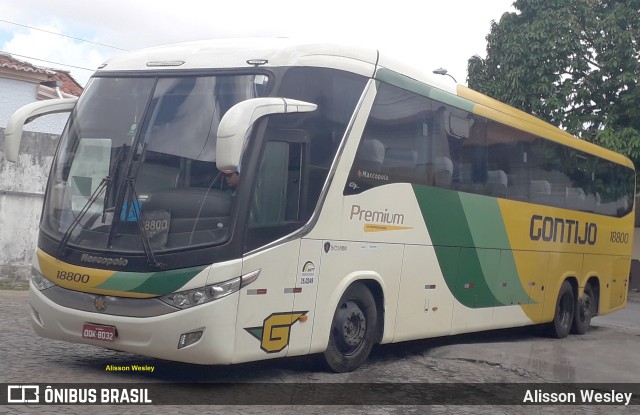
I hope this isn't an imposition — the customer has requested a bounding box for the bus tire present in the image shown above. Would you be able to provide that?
[548,280,575,339]
[322,282,377,373]
[571,284,595,335]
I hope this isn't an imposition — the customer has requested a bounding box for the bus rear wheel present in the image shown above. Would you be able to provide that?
[323,282,377,373]
[571,284,595,335]
[549,280,575,338]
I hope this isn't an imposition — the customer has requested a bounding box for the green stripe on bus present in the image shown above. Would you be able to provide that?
[458,193,509,249]
[413,185,532,307]
[96,271,155,292]
[375,68,475,112]
[413,185,501,307]
[96,266,207,295]
[458,193,532,305]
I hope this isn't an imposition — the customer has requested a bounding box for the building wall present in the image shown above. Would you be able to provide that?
[0,74,72,288]
[0,77,69,134]
[0,128,59,288]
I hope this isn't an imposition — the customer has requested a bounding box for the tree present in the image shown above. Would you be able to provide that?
[467,0,640,168]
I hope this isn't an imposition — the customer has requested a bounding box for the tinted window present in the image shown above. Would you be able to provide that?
[245,68,367,251]
[346,82,634,218]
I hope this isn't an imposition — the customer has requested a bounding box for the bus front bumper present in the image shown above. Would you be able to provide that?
[28,282,239,365]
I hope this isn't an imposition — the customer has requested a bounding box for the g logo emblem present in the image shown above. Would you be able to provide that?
[245,312,308,353]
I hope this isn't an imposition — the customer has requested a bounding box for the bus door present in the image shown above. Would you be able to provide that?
[233,131,315,363]
[288,239,323,356]
[233,239,322,359]
[234,239,302,363]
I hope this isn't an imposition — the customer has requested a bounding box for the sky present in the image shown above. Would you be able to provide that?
[0,0,516,87]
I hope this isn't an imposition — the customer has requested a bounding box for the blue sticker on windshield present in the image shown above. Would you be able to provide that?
[121,200,143,222]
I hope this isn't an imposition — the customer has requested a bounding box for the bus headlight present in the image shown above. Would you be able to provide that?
[31,268,55,291]
[160,269,260,309]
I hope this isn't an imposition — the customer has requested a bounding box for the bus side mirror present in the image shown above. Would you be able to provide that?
[3,98,78,162]
[216,97,316,172]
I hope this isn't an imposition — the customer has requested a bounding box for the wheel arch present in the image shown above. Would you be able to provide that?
[583,275,601,315]
[360,279,385,343]
[310,271,386,354]
[564,275,579,298]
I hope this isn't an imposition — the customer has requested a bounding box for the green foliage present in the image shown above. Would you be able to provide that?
[592,127,640,164]
[468,0,640,169]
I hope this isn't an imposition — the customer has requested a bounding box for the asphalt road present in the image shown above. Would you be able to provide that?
[1,288,639,414]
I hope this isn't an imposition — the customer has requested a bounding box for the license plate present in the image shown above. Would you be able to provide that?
[82,323,116,342]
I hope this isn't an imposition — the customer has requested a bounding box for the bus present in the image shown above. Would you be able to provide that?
[4,39,635,372]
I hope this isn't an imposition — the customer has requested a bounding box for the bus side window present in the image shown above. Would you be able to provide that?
[449,107,486,194]
[345,82,437,193]
[250,141,290,226]
[245,131,308,251]
[356,138,385,171]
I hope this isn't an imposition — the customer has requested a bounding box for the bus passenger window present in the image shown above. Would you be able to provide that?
[345,82,436,193]
[356,138,385,171]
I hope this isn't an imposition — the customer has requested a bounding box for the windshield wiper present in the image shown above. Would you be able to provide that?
[102,144,126,223]
[124,177,164,269]
[56,176,110,258]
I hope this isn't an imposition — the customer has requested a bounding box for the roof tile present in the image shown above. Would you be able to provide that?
[0,52,83,96]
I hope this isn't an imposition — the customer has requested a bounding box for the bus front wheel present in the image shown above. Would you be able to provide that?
[323,282,377,373]
[549,280,575,338]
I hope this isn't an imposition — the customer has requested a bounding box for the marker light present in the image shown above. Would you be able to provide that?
[246,59,268,66]
[160,270,260,310]
[146,60,185,67]
[31,268,55,291]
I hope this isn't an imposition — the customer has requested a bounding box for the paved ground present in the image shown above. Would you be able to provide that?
[1,289,639,414]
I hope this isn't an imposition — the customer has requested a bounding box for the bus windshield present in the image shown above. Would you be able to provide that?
[42,74,270,254]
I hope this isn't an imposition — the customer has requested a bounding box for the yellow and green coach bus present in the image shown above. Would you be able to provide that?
[4,39,635,372]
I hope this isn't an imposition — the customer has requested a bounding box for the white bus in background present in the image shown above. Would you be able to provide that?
[5,38,634,372]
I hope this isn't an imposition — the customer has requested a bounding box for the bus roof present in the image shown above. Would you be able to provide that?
[456,85,634,169]
[98,38,456,91]
[99,38,379,77]
[97,38,634,170]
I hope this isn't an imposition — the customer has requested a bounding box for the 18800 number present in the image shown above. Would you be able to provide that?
[56,270,90,283]
[610,231,629,244]
[143,219,169,231]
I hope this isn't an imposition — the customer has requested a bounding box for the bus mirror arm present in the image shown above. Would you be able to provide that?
[216,97,317,172]
[3,98,78,162]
